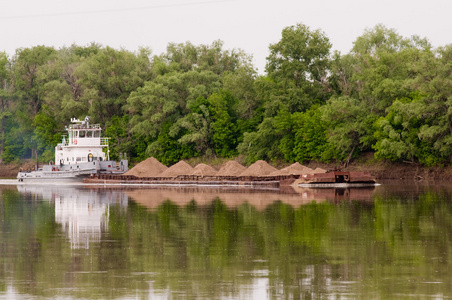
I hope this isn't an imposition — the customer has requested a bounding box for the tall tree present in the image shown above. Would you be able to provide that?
[414,46,452,163]
[127,41,252,161]
[373,94,430,164]
[237,117,282,163]
[292,105,329,163]
[321,25,432,165]
[74,47,152,125]
[222,66,263,144]
[237,23,332,163]
[12,46,57,116]
[321,96,376,165]
[265,23,332,112]
[350,24,431,113]
[127,70,221,161]
[38,44,102,127]
[11,46,57,161]
[25,44,106,163]
[374,45,452,165]
[161,40,247,75]
[0,52,12,162]
[172,91,239,158]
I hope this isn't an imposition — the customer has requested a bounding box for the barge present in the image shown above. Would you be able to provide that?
[297,170,376,187]
[83,170,377,189]
[83,173,299,188]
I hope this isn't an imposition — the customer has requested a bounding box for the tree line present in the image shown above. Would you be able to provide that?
[1,23,451,166]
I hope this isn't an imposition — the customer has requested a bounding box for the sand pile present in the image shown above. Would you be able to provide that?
[159,160,194,177]
[312,167,327,173]
[124,157,168,177]
[239,160,278,176]
[190,163,217,176]
[216,161,247,176]
[269,162,314,176]
[124,157,324,179]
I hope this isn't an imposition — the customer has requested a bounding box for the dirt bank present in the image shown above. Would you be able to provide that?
[0,162,34,178]
[304,155,452,181]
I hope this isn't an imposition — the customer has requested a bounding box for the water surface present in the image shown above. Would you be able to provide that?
[1,181,452,299]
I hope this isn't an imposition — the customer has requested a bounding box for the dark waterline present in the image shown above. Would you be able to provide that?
[1,182,452,299]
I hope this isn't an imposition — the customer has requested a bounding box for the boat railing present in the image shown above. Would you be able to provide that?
[57,137,109,147]
[68,123,102,130]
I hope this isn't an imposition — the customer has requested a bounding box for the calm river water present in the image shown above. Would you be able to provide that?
[1,181,452,299]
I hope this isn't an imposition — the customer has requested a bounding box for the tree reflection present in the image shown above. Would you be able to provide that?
[1,184,452,298]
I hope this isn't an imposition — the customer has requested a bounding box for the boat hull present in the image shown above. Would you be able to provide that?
[17,160,128,182]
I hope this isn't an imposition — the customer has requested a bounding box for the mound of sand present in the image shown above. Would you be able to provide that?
[124,157,168,177]
[312,167,327,173]
[190,163,217,176]
[159,160,194,177]
[216,161,247,176]
[239,160,278,177]
[269,162,314,176]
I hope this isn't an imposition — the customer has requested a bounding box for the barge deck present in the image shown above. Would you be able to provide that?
[84,170,377,188]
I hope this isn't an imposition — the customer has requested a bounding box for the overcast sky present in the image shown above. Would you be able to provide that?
[1,0,451,73]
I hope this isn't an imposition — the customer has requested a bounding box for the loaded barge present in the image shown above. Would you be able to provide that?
[83,170,376,188]
[83,173,297,188]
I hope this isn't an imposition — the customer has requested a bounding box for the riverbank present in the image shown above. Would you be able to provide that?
[305,155,452,181]
[0,162,32,179]
[3,156,452,181]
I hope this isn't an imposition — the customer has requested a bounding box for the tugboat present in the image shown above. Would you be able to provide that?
[17,116,128,182]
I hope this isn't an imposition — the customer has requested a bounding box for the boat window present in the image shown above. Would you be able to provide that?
[82,157,87,162]
[94,131,100,138]
[86,131,93,138]
[79,131,86,138]
[76,157,82,162]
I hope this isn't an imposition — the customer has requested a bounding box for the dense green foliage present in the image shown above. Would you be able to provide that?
[1,24,452,166]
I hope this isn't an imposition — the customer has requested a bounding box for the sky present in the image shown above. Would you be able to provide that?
[1,0,451,73]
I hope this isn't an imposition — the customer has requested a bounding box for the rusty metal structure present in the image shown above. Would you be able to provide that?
[84,173,300,188]
[298,171,376,184]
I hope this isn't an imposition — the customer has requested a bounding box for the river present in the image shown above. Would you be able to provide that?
[0,180,452,299]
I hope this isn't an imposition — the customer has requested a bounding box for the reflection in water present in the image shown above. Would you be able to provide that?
[16,184,376,250]
[125,185,376,210]
[2,182,452,299]
[17,185,128,248]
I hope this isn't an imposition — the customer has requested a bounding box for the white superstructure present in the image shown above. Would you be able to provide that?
[56,116,108,165]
